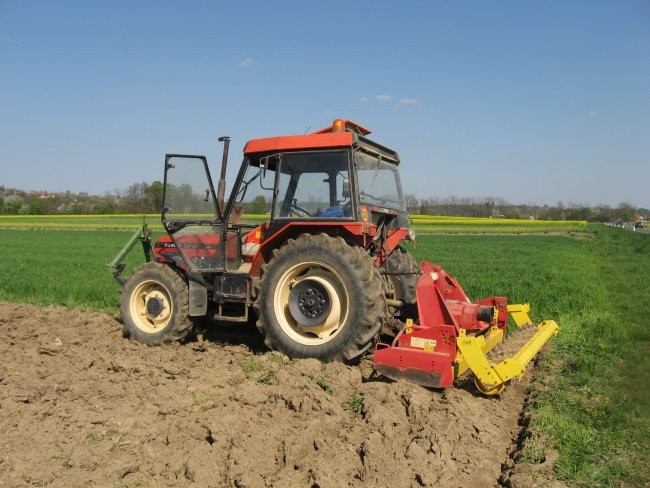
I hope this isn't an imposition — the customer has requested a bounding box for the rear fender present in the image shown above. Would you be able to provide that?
[251,222,370,277]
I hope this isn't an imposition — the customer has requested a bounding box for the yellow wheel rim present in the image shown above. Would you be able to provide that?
[129,280,173,333]
[273,261,349,346]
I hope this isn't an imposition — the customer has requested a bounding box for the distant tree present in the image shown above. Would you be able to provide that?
[123,183,146,213]
[68,201,86,214]
[617,202,635,221]
[593,205,612,222]
[18,203,42,215]
[247,195,270,214]
[404,193,419,213]
[91,197,118,214]
[3,195,23,214]
[144,180,164,213]
[563,204,588,221]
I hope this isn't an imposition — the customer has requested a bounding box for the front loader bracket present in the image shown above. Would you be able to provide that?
[107,224,153,286]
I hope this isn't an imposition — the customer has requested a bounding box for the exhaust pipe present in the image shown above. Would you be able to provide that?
[216,136,230,218]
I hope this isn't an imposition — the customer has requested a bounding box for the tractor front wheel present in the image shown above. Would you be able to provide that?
[120,262,193,345]
[255,234,386,362]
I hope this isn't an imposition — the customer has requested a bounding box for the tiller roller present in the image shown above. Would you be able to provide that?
[374,261,559,395]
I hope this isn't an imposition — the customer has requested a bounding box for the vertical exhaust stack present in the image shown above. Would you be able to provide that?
[217,136,230,219]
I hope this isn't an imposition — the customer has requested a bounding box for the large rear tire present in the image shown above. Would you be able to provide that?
[386,247,419,305]
[120,262,193,345]
[254,234,386,362]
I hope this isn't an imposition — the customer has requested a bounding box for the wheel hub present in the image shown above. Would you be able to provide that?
[146,296,165,317]
[288,279,331,327]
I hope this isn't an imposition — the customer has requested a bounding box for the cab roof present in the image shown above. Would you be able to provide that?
[243,119,371,155]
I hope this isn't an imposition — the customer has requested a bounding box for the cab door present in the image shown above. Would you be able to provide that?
[162,154,240,273]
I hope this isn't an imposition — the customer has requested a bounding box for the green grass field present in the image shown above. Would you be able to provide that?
[0,219,647,487]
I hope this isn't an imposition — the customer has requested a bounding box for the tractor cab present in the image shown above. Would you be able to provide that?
[233,119,409,232]
[155,120,411,279]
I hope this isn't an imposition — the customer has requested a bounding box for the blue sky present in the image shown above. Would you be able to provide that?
[1,0,649,208]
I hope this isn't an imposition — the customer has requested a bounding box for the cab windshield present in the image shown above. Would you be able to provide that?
[232,150,352,220]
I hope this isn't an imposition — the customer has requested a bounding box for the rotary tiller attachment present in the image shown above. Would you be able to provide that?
[374,261,559,395]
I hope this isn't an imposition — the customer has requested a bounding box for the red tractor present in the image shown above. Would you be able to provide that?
[110,119,558,395]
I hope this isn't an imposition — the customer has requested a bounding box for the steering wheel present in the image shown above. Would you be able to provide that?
[291,202,314,217]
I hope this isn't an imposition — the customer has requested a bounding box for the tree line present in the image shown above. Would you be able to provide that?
[0,184,645,222]
[0,182,164,216]
[404,194,645,222]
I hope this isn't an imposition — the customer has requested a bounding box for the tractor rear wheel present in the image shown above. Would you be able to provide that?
[120,262,193,345]
[255,233,386,362]
[386,247,419,305]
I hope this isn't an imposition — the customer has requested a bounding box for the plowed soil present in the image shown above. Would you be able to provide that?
[0,302,558,488]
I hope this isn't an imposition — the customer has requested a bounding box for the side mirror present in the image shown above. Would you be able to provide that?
[259,155,278,191]
[341,180,350,199]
